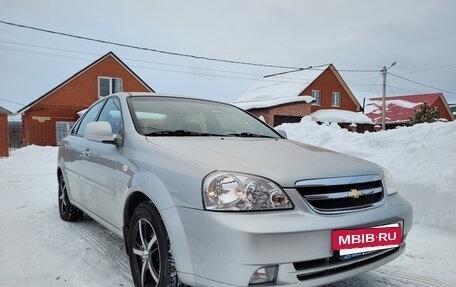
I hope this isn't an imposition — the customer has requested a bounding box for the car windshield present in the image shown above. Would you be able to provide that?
[128,96,280,138]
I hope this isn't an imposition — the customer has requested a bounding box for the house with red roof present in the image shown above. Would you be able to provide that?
[364,93,454,129]
[18,52,153,146]
[234,64,361,126]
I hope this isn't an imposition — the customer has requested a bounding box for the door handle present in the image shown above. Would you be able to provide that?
[82,148,91,157]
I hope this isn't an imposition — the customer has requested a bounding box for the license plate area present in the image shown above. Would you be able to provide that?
[332,222,403,260]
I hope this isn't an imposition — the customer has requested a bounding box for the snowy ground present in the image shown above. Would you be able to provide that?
[0,120,455,287]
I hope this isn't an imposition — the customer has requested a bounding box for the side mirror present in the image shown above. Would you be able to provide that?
[276,129,288,139]
[84,121,117,144]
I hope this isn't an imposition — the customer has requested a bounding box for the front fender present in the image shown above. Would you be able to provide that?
[125,171,175,210]
[121,171,198,280]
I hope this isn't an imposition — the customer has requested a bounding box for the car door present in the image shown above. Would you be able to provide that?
[64,100,106,206]
[79,98,123,227]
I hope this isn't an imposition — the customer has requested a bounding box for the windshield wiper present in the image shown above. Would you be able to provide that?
[227,132,276,138]
[145,130,223,137]
[145,130,275,138]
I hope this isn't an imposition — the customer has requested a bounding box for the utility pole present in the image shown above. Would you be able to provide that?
[381,61,396,130]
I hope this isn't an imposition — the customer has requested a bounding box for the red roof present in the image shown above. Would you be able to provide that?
[365,93,452,124]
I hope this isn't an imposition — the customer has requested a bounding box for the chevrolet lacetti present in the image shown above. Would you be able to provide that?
[57,92,412,287]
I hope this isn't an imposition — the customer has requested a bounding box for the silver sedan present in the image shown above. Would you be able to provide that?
[57,92,412,287]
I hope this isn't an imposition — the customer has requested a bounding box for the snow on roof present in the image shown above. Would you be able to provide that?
[369,99,422,109]
[365,93,446,124]
[233,66,329,109]
[234,95,314,110]
[0,106,12,115]
[311,109,374,124]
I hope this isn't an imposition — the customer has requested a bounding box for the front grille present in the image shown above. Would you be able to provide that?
[296,175,385,213]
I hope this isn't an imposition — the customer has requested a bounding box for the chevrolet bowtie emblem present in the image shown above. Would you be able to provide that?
[348,189,363,199]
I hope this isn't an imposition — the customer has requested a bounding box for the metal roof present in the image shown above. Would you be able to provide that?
[365,93,454,124]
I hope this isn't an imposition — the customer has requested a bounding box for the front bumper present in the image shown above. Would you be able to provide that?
[162,193,412,287]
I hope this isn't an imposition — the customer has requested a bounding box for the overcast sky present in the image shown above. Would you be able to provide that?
[1,0,455,114]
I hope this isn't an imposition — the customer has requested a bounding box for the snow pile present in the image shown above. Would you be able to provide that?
[278,118,456,231]
[311,109,374,124]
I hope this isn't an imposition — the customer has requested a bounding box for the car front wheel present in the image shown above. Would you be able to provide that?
[127,202,180,287]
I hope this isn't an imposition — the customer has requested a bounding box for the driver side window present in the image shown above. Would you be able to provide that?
[97,98,122,135]
[73,101,105,136]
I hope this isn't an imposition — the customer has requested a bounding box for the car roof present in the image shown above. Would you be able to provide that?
[109,92,225,104]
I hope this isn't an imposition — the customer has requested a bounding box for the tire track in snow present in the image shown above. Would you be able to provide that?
[375,265,455,287]
[70,220,133,283]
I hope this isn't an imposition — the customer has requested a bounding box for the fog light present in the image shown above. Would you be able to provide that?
[249,265,278,285]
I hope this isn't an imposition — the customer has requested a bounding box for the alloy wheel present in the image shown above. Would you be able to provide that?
[132,218,161,287]
[58,179,67,215]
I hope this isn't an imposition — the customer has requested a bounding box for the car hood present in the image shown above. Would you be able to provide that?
[146,137,380,187]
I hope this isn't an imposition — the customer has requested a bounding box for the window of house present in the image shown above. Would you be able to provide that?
[332,92,341,107]
[99,77,123,98]
[311,90,321,105]
[56,122,75,144]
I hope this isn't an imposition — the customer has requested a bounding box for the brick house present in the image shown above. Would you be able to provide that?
[18,52,153,146]
[0,106,12,157]
[365,93,454,129]
[234,64,361,126]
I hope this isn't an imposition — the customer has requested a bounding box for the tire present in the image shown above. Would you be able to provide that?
[127,202,180,287]
[58,174,83,222]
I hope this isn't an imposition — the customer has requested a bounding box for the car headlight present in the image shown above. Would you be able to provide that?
[203,172,293,211]
[380,167,399,196]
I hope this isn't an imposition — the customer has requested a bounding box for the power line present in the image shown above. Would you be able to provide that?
[0,40,264,77]
[0,40,99,57]
[0,20,307,70]
[0,44,263,79]
[402,63,456,75]
[388,72,456,95]
[1,20,383,74]
[0,45,91,61]
[387,84,423,95]
[0,43,301,84]
[0,40,377,87]
[3,20,455,100]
